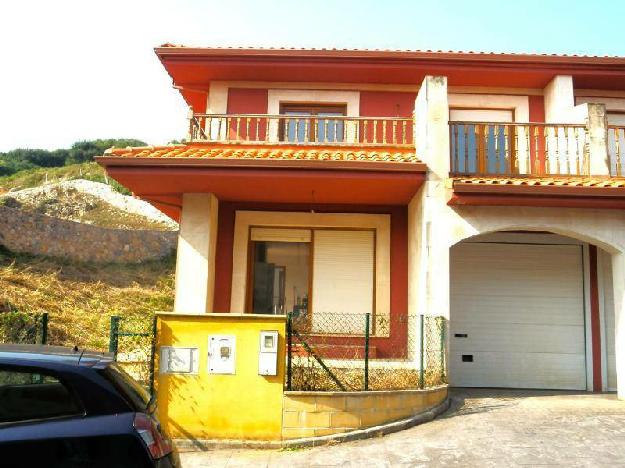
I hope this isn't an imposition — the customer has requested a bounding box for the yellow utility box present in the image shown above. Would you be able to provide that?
[155,313,286,441]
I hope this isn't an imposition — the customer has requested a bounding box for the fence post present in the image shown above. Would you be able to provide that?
[39,312,48,345]
[419,315,425,389]
[440,318,446,381]
[364,313,370,391]
[109,316,120,359]
[149,315,158,398]
[286,312,292,391]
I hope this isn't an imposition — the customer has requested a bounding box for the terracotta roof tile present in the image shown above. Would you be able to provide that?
[453,176,625,189]
[157,44,624,59]
[103,144,420,164]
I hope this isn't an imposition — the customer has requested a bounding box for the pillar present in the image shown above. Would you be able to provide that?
[410,76,452,320]
[544,75,575,123]
[612,252,625,399]
[174,193,219,313]
[586,103,610,176]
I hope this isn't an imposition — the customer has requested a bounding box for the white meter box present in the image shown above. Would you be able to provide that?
[160,347,199,374]
[258,330,279,376]
[208,335,236,374]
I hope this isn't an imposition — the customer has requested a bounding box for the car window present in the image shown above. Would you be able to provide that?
[0,369,82,423]
[102,363,150,412]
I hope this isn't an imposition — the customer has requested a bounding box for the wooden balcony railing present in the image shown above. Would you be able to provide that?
[189,113,414,147]
[608,126,625,177]
[449,122,590,177]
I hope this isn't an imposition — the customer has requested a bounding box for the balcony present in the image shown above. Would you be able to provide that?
[449,122,592,177]
[188,113,414,147]
[450,121,625,179]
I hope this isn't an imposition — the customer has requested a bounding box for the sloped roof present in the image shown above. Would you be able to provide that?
[102,143,422,166]
[453,176,625,189]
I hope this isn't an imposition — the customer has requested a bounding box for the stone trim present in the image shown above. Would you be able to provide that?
[282,386,447,440]
[173,397,450,450]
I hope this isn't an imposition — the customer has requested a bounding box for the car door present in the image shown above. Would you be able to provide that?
[0,366,151,467]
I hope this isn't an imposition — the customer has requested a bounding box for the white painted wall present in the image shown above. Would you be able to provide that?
[174,193,219,314]
[412,74,625,398]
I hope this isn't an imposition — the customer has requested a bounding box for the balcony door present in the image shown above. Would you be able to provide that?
[450,108,514,175]
[280,104,347,144]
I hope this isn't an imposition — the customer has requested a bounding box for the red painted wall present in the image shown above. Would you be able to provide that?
[359,91,416,117]
[226,88,269,114]
[212,202,409,358]
[226,88,269,140]
[528,95,547,173]
[528,95,545,123]
[359,91,416,145]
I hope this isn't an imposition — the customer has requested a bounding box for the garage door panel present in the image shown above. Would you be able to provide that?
[449,351,587,390]
[450,322,586,354]
[450,242,586,390]
[450,296,585,326]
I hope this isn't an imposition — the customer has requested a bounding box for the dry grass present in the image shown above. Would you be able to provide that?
[0,246,174,351]
[291,360,447,392]
[0,162,127,194]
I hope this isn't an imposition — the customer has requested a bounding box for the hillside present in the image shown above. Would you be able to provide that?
[0,163,178,231]
[0,161,126,194]
[0,247,175,351]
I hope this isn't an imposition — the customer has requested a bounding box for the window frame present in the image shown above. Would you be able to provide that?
[243,225,378,334]
[279,103,347,143]
[0,364,86,426]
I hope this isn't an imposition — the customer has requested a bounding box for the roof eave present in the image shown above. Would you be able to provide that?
[96,155,427,173]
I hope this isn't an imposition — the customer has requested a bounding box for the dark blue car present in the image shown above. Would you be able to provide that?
[0,344,179,467]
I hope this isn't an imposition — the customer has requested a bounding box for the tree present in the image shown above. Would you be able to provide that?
[0,139,148,176]
[66,139,146,165]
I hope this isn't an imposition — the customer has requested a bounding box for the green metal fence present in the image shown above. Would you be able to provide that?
[286,313,447,392]
[109,315,157,395]
[0,311,49,345]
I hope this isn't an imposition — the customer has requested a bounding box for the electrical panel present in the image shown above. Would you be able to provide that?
[258,330,279,376]
[160,347,199,374]
[208,335,236,374]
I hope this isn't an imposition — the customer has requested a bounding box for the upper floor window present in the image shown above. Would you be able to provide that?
[280,103,347,143]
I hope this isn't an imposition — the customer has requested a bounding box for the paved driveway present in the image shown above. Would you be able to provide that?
[180,388,625,467]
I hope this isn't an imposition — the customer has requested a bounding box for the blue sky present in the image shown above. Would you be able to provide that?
[1,0,624,151]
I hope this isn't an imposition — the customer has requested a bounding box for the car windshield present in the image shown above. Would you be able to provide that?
[103,363,150,412]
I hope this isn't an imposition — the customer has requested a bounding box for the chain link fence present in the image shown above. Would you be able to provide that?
[287,312,447,392]
[108,315,156,394]
[0,311,48,345]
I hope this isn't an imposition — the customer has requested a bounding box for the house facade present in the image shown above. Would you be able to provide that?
[98,45,625,398]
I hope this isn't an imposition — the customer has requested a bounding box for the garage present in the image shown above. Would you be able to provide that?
[449,234,587,390]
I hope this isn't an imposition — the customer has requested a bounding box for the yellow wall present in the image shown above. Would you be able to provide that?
[155,313,286,440]
[282,386,448,439]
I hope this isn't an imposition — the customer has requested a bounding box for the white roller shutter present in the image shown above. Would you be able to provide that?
[450,242,586,390]
[311,230,374,334]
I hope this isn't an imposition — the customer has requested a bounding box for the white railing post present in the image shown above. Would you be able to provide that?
[586,103,610,176]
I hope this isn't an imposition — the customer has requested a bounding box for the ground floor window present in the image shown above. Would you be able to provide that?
[246,227,375,333]
[250,240,310,315]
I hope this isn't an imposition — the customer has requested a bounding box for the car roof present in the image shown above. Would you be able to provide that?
[0,344,114,369]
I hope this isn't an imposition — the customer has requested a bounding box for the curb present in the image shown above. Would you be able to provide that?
[174,398,451,451]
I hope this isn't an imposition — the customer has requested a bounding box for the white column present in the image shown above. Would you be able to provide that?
[586,103,610,176]
[174,193,219,314]
[410,75,452,320]
[612,252,625,399]
[544,75,575,123]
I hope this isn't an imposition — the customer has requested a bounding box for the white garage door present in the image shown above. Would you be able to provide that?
[450,242,587,390]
